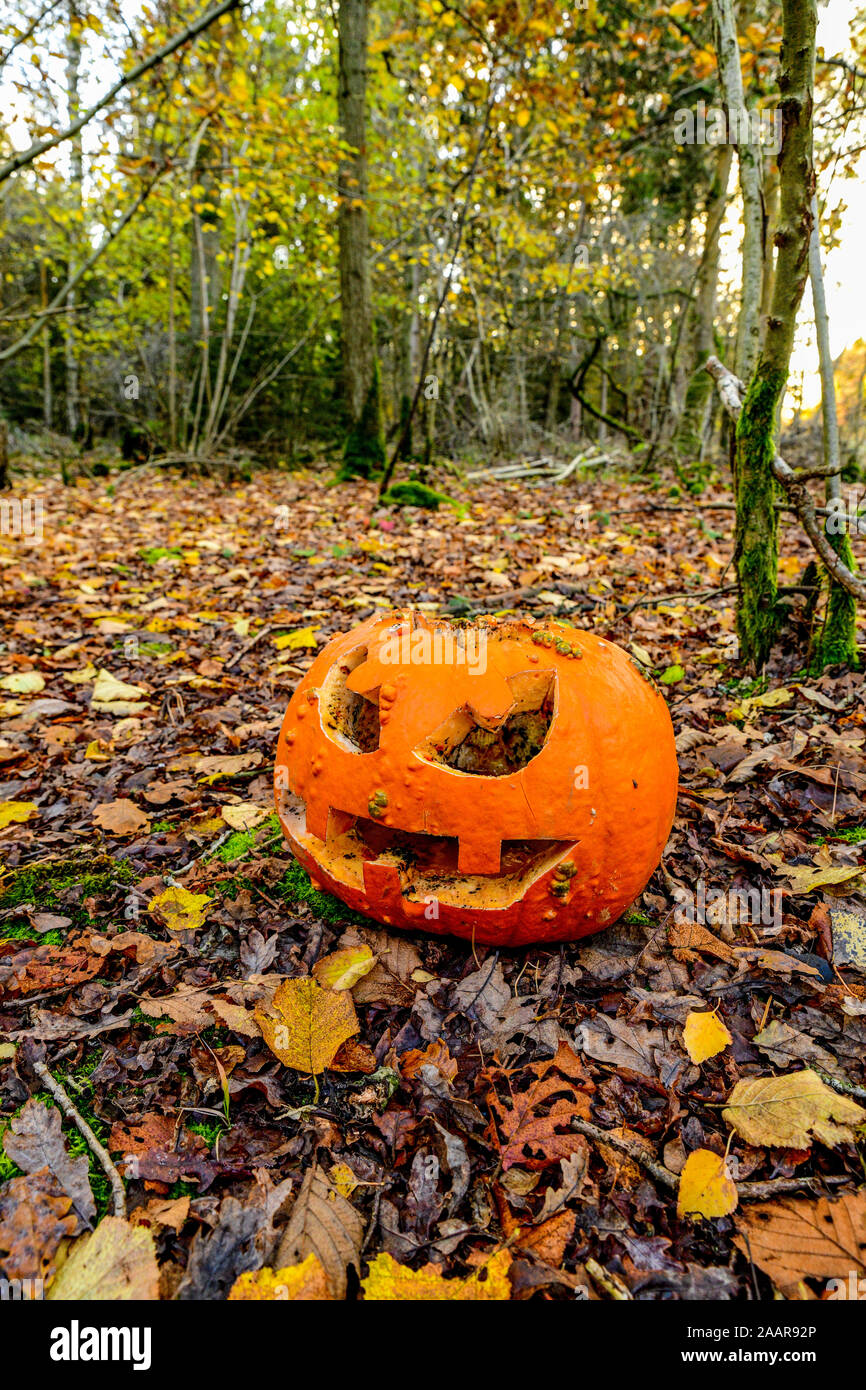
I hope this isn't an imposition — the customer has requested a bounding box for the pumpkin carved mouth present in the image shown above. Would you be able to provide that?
[276,788,576,911]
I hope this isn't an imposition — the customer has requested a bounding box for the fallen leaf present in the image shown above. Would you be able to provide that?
[362,1248,512,1300]
[683,1010,732,1064]
[677,1149,738,1220]
[723,1070,866,1149]
[312,945,376,991]
[47,1215,160,1300]
[0,801,38,829]
[93,799,150,836]
[148,885,212,932]
[3,1100,95,1228]
[220,803,271,830]
[272,626,319,650]
[782,864,864,896]
[0,671,45,694]
[0,1169,77,1281]
[255,977,359,1076]
[274,1165,364,1299]
[228,1252,330,1300]
[734,1192,866,1291]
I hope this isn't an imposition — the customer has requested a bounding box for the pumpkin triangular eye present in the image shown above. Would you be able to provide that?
[320,646,380,752]
[414,671,555,776]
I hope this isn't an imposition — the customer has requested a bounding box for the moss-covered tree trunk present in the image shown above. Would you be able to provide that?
[733,0,817,667]
[337,0,384,478]
[808,192,858,668]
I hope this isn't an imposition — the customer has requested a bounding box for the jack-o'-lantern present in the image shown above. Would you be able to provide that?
[274,612,677,947]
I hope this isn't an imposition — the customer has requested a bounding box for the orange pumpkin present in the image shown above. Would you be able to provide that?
[274,611,677,947]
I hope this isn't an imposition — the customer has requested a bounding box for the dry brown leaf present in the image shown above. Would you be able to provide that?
[92,799,150,836]
[489,1042,593,1170]
[274,1165,364,1299]
[734,1192,866,1291]
[339,925,422,1005]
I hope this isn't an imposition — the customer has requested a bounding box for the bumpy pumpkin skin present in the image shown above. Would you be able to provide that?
[274,612,678,947]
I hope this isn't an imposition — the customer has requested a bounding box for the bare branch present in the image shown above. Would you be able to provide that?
[0,0,240,186]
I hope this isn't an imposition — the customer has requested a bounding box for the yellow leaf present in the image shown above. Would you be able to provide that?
[677,1149,738,1220]
[273,626,319,651]
[46,1216,159,1300]
[65,661,97,684]
[329,1162,360,1199]
[723,1070,866,1149]
[515,109,531,127]
[312,946,376,991]
[0,801,38,829]
[91,670,148,704]
[255,977,359,1076]
[362,1249,512,1300]
[729,686,792,721]
[228,1253,330,1300]
[84,739,113,761]
[0,671,44,694]
[232,617,251,638]
[782,864,864,895]
[220,803,270,830]
[683,1010,732,1063]
[149,885,212,932]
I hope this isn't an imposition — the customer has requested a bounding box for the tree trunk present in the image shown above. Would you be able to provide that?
[673,145,733,463]
[64,0,83,439]
[337,0,383,477]
[733,0,817,667]
[41,260,52,428]
[809,191,857,668]
[711,0,763,383]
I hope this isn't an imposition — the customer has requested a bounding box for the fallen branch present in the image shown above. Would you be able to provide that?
[705,356,866,604]
[32,1058,126,1217]
[224,623,276,671]
[572,1117,851,1203]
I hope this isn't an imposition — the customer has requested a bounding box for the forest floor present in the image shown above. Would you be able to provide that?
[1,463,865,1301]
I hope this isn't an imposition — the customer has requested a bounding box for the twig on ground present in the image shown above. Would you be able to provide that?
[32,1058,126,1216]
[571,1117,851,1202]
[224,624,275,671]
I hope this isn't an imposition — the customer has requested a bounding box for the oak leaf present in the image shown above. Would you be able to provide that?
[488,1042,593,1170]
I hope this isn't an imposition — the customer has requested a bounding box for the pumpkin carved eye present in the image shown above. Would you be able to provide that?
[319,646,380,752]
[414,672,555,776]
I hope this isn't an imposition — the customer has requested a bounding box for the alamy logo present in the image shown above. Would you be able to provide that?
[673,879,782,929]
[674,99,782,153]
[1,1276,43,1299]
[0,496,44,543]
[49,1321,152,1372]
[377,626,488,675]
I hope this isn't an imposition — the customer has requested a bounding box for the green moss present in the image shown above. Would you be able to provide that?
[0,857,136,939]
[139,546,182,564]
[211,814,282,864]
[275,858,371,927]
[734,367,785,667]
[339,359,386,480]
[381,480,462,513]
[187,1119,224,1147]
[810,529,860,671]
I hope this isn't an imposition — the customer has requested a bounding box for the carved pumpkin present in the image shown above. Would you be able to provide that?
[274,611,677,947]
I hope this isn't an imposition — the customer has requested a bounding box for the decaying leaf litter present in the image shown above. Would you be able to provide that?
[0,468,865,1301]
